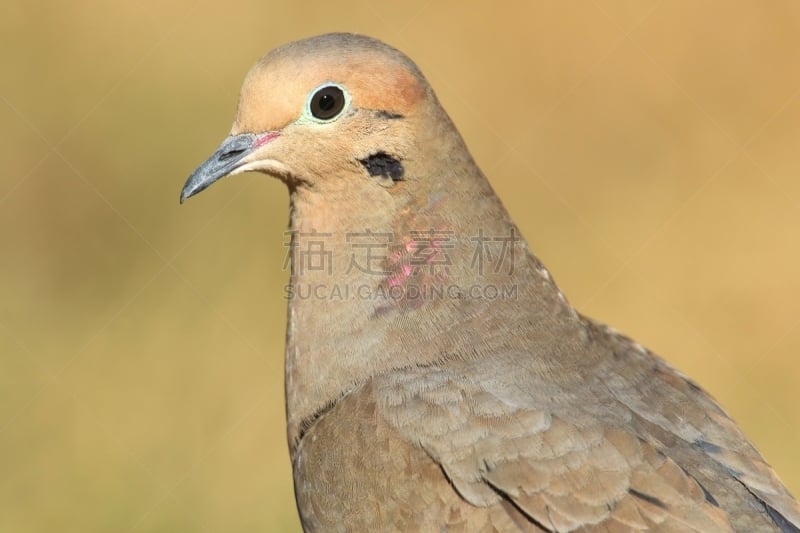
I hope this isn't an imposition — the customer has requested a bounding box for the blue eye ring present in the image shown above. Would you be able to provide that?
[308,83,347,121]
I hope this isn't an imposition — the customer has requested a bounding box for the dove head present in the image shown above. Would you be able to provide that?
[180,34,566,438]
[180,33,446,203]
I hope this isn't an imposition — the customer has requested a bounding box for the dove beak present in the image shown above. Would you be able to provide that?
[180,132,280,203]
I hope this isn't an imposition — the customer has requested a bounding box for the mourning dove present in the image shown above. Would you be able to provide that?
[181,33,799,532]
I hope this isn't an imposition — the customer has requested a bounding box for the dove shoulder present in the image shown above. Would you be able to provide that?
[294,313,800,532]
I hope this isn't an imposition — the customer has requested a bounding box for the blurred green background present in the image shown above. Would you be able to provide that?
[2,1,799,531]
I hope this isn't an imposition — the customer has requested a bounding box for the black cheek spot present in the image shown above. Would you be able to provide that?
[359,152,405,181]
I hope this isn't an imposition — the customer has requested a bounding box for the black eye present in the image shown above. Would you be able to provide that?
[310,85,346,120]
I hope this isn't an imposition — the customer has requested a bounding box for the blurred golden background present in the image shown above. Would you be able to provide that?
[2,1,799,531]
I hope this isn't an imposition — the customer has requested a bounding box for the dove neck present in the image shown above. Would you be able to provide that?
[282,130,579,450]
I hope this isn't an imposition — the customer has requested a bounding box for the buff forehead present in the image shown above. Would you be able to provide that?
[231,39,427,135]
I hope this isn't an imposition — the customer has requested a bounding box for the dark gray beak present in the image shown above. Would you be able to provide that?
[180,133,262,203]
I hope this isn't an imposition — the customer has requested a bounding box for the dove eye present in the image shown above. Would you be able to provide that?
[309,84,347,121]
